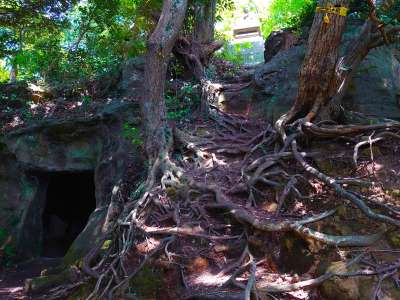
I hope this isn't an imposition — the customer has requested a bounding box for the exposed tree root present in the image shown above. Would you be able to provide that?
[38,101,400,300]
[292,139,400,227]
[303,121,400,138]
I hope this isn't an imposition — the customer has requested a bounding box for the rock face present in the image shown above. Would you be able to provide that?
[222,24,400,121]
[0,57,146,262]
[264,30,301,63]
[0,100,142,261]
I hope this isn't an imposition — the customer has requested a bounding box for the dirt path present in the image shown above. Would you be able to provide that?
[0,258,61,300]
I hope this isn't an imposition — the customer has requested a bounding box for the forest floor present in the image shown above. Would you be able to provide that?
[0,258,61,300]
[137,107,400,299]
[1,92,400,299]
[1,62,400,299]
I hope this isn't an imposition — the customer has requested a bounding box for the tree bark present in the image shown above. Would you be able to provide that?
[193,0,216,44]
[9,60,17,83]
[141,0,188,161]
[277,0,400,127]
[282,0,351,124]
[173,0,223,80]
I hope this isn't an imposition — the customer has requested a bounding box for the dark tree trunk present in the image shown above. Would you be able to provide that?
[141,0,188,161]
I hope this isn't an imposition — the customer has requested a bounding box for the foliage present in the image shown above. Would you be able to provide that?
[348,0,400,23]
[122,123,143,146]
[215,0,268,39]
[0,61,9,82]
[215,41,252,65]
[260,0,316,37]
[166,83,200,120]
[0,0,161,82]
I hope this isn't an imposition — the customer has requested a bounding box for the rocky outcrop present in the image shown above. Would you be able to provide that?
[253,43,400,121]
[0,100,142,261]
[220,24,400,122]
[264,30,301,63]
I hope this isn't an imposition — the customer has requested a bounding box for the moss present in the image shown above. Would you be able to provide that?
[68,148,91,159]
[314,158,350,176]
[361,145,382,157]
[63,244,82,266]
[166,187,177,199]
[128,264,162,299]
[102,239,112,250]
[359,276,400,300]
[26,267,78,294]
[320,262,360,300]
[337,206,348,218]
[387,231,400,248]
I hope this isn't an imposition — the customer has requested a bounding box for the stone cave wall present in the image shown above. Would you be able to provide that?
[0,101,142,261]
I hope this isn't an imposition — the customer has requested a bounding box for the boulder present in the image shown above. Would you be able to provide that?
[264,30,301,63]
[221,23,400,121]
[320,260,400,300]
[320,261,360,300]
[119,56,145,98]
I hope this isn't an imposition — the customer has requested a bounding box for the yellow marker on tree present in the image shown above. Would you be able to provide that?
[316,6,348,24]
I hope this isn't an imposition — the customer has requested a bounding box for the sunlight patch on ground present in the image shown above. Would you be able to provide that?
[192,271,230,286]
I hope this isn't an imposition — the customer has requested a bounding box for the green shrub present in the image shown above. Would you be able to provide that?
[166,83,199,120]
[261,0,316,37]
[0,63,9,83]
[216,41,253,65]
[122,123,143,146]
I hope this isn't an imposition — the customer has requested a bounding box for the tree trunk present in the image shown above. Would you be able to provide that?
[141,0,188,161]
[173,0,223,80]
[193,0,216,44]
[283,0,350,124]
[9,60,18,83]
[277,0,400,127]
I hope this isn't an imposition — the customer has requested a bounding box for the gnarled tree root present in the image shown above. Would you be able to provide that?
[292,139,400,227]
[189,179,386,247]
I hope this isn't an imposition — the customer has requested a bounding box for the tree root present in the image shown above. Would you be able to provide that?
[303,121,400,138]
[292,139,400,227]
[205,201,385,247]
[256,253,364,294]
[70,111,400,300]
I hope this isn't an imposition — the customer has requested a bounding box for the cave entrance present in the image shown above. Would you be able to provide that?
[42,171,96,258]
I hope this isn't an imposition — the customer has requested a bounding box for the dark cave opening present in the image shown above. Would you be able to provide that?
[42,172,96,258]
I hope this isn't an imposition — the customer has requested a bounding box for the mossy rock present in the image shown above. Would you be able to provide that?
[25,266,79,294]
